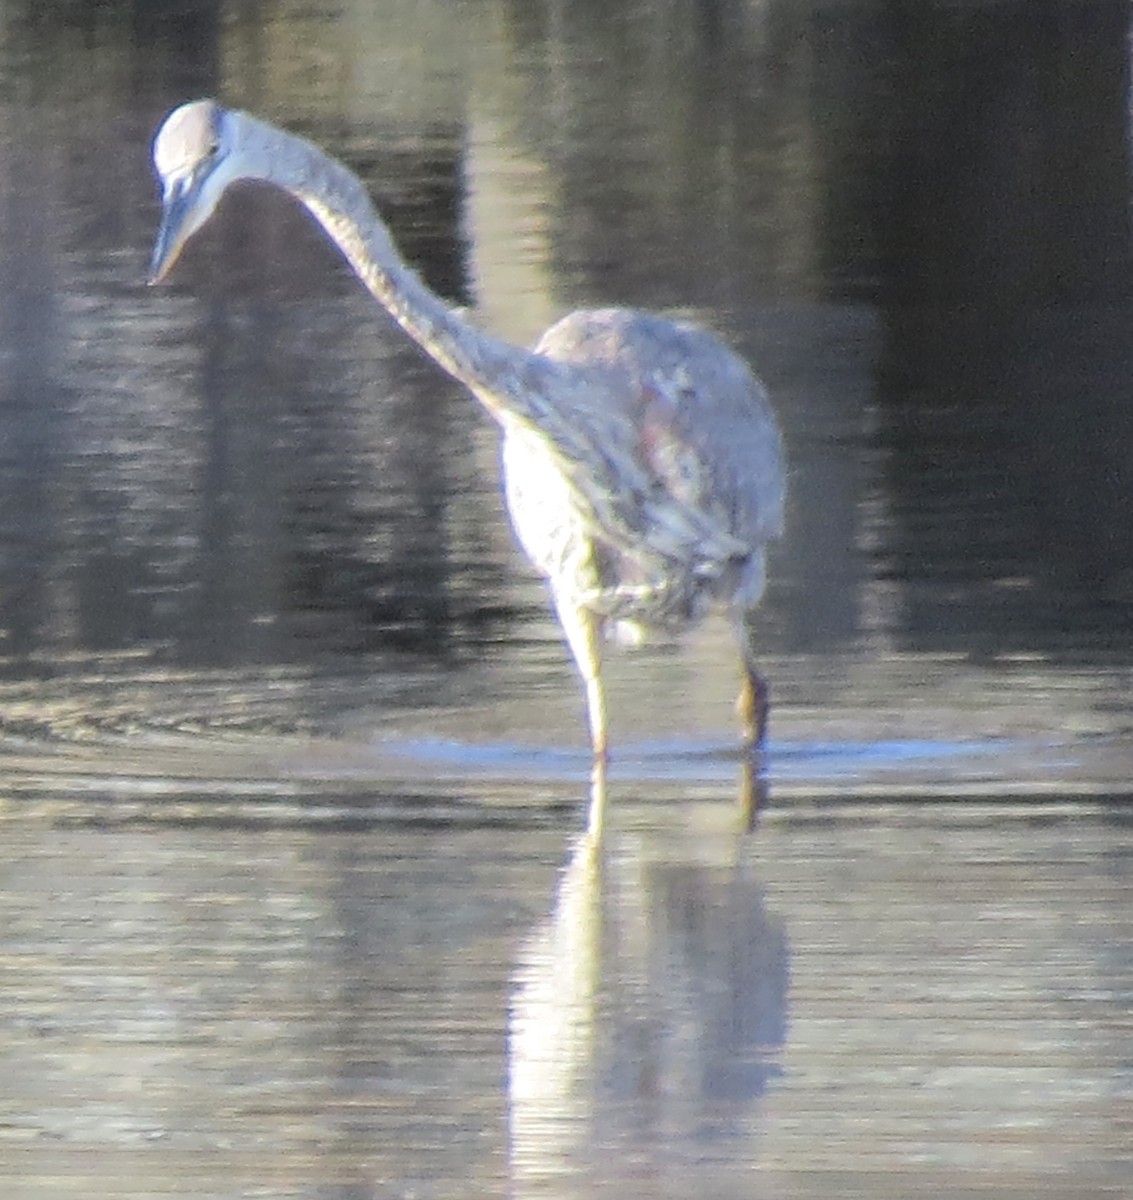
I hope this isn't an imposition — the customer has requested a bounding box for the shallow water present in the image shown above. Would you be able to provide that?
[3,810,1131,1199]
[1,0,1133,1196]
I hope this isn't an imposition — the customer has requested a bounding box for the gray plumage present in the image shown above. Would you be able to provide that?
[149,100,785,832]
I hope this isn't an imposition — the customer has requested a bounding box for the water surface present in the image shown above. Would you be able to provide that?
[1,1,1132,1196]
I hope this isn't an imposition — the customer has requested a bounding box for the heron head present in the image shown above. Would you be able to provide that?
[148,99,239,284]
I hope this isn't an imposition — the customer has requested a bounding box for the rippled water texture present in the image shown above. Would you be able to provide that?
[1,1,1132,1197]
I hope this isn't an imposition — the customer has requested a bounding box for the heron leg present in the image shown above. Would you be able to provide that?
[557,602,608,759]
[736,618,771,830]
[736,664,770,750]
[556,602,609,835]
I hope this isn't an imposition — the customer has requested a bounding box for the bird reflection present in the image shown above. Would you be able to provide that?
[739,749,771,831]
[508,825,788,1191]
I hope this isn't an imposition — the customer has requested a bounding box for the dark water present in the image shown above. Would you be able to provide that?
[1,1,1132,1196]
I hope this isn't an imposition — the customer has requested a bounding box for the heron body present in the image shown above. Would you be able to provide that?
[149,100,785,830]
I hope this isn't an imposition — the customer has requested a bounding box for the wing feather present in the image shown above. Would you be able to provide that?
[527,308,785,580]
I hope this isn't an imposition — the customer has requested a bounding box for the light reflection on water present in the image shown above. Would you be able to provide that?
[509,830,788,1189]
[2,809,1131,1198]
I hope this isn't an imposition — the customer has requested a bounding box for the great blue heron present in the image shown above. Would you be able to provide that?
[148,100,785,832]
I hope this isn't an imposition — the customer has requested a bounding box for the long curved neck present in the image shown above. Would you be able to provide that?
[244,114,542,422]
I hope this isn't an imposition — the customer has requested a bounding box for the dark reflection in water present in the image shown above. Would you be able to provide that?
[1,0,1132,691]
[877,2,1133,654]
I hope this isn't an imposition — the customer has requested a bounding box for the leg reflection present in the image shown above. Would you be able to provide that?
[508,831,603,1186]
[738,746,771,833]
[507,825,788,1192]
[586,752,608,838]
